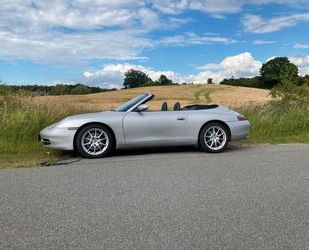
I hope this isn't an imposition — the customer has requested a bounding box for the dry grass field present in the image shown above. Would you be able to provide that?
[33,84,271,111]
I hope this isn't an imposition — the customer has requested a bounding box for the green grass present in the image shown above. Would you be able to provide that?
[238,101,309,143]
[0,92,92,168]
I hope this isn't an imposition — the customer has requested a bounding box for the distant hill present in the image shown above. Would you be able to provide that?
[33,84,271,111]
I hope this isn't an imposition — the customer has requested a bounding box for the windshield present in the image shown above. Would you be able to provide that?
[115,93,149,112]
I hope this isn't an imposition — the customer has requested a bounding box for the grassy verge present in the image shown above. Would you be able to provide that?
[238,100,309,143]
[0,91,93,168]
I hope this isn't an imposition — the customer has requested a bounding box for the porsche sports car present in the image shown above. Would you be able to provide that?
[39,93,250,158]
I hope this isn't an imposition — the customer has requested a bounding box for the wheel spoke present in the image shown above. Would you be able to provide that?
[98,141,106,146]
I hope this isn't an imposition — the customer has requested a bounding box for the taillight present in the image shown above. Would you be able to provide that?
[237,115,247,121]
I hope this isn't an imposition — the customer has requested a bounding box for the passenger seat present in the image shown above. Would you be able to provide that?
[161,102,168,111]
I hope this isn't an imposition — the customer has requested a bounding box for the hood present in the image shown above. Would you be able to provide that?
[63,111,114,121]
[56,111,120,128]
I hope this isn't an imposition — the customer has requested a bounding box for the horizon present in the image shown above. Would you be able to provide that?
[1,1,309,88]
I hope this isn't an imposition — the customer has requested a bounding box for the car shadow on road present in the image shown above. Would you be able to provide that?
[114,146,198,157]
[60,143,248,164]
[112,142,246,157]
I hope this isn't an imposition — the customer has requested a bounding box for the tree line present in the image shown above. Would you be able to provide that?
[0,83,117,96]
[221,57,309,89]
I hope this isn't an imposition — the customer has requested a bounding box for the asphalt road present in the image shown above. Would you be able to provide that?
[0,144,309,249]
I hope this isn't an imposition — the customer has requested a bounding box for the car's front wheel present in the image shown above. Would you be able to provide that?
[75,124,114,158]
[199,122,229,153]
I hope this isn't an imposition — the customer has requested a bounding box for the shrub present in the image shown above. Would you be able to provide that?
[220,76,269,89]
[70,84,92,95]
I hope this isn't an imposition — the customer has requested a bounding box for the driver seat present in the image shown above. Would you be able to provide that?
[161,102,168,111]
[173,102,181,111]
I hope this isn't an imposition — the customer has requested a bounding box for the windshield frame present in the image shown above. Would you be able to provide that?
[115,93,153,112]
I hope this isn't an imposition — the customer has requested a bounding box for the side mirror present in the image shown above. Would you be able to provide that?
[136,104,148,112]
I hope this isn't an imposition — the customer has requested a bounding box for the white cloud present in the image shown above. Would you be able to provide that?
[294,43,309,49]
[0,0,189,63]
[158,32,237,47]
[253,40,276,45]
[84,63,181,87]
[243,13,309,33]
[152,0,244,15]
[289,56,309,75]
[83,52,263,87]
[197,52,262,82]
[0,30,152,62]
[152,0,309,16]
[251,0,309,7]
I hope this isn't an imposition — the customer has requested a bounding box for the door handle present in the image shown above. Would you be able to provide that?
[177,116,186,121]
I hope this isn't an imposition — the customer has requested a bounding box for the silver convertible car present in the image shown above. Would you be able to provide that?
[39,93,250,158]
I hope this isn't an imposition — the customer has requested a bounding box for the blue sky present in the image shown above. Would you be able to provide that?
[1,0,309,88]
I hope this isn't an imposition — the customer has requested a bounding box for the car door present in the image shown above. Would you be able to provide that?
[123,110,188,145]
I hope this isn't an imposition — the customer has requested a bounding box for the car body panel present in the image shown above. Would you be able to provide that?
[227,120,251,140]
[39,93,251,151]
[123,111,189,145]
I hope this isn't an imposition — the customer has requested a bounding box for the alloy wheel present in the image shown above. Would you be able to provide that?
[204,126,227,151]
[81,128,109,156]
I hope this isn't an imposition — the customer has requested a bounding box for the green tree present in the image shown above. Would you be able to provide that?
[260,57,298,87]
[207,78,213,84]
[124,69,151,88]
[298,75,309,86]
[157,74,173,85]
[70,84,92,95]
[51,84,70,95]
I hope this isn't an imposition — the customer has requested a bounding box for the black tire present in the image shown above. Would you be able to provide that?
[75,124,115,158]
[199,122,229,153]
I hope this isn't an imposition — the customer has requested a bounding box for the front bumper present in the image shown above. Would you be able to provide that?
[227,120,251,140]
[39,127,76,151]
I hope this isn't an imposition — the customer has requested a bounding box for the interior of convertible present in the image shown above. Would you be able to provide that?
[157,102,218,111]
[115,93,219,112]
[141,98,218,112]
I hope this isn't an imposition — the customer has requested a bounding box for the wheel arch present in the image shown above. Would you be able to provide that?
[198,120,231,145]
[73,122,117,151]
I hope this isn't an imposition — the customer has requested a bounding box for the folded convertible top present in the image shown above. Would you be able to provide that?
[182,104,219,110]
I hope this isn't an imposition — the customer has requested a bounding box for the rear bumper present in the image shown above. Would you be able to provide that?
[39,127,76,151]
[227,120,251,140]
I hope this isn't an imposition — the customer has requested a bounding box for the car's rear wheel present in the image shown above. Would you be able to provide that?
[76,124,114,158]
[199,122,229,153]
